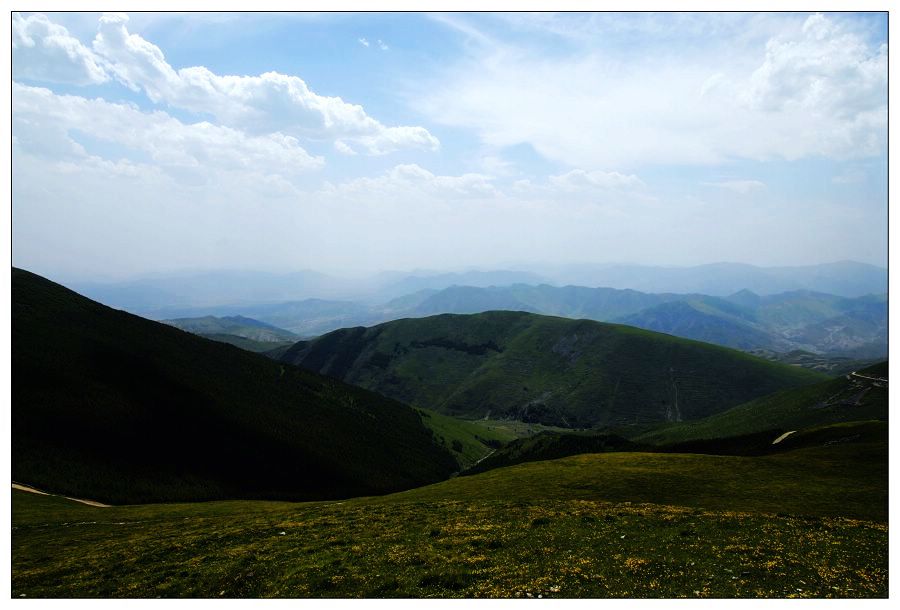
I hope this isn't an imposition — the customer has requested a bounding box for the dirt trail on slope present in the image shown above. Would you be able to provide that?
[12,483,110,507]
[771,431,797,445]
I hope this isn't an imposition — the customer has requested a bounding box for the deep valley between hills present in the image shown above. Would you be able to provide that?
[11,267,888,598]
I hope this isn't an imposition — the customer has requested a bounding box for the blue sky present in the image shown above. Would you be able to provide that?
[11,11,888,280]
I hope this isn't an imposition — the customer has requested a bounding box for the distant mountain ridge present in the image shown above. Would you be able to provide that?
[392,285,888,358]
[144,283,887,359]
[67,262,887,358]
[162,315,297,343]
[524,260,887,298]
[67,260,885,314]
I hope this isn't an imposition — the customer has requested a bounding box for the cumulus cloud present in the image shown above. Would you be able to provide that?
[13,83,323,186]
[418,13,886,166]
[12,13,109,85]
[745,14,886,117]
[90,13,437,155]
[549,169,644,192]
[702,180,766,195]
[321,164,498,200]
[358,37,370,47]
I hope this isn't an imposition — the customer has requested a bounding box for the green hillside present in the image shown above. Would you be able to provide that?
[12,268,458,504]
[635,361,887,445]
[386,431,887,521]
[163,315,297,342]
[415,408,512,469]
[463,431,642,475]
[13,428,887,597]
[198,333,295,353]
[280,311,826,427]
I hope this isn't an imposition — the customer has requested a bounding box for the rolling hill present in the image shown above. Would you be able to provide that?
[397,283,673,320]
[162,315,297,342]
[633,361,887,445]
[615,300,782,351]
[279,311,826,427]
[12,268,461,504]
[194,333,296,353]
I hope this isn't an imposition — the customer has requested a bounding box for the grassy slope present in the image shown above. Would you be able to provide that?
[198,333,294,353]
[634,361,887,445]
[463,431,642,475]
[12,431,887,597]
[415,409,513,470]
[415,413,572,470]
[163,315,297,342]
[386,433,887,522]
[12,268,457,504]
[281,311,826,427]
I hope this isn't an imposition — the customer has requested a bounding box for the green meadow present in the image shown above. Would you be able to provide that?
[13,426,887,598]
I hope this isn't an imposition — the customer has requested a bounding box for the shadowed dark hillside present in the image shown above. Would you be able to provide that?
[12,268,458,504]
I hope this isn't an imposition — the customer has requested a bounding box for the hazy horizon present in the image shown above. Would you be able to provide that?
[15,258,888,286]
[12,12,888,282]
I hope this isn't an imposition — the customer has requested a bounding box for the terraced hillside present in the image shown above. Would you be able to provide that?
[280,311,826,427]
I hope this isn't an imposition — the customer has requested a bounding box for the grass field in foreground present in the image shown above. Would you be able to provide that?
[12,437,887,598]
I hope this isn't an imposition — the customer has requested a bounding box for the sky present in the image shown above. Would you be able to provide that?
[10,11,889,281]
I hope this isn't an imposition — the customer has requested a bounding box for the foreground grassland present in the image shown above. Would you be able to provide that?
[12,441,887,598]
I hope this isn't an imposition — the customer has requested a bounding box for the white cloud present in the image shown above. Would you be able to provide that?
[90,13,437,155]
[549,169,644,192]
[745,14,886,118]
[358,37,370,47]
[512,168,654,209]
[702,180,766,195]
[377,39,389,51]
[13,83,323,187]
[417,13,886,167]
[334,140,357,155]
[12,13,109,85]
[321,164,498,200]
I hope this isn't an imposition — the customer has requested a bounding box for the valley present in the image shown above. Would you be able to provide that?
[10,267,889,598]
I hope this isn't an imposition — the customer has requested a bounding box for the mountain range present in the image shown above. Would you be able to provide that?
[69,260,886,313]
[159,283,887,360]
[516,260,887,297]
